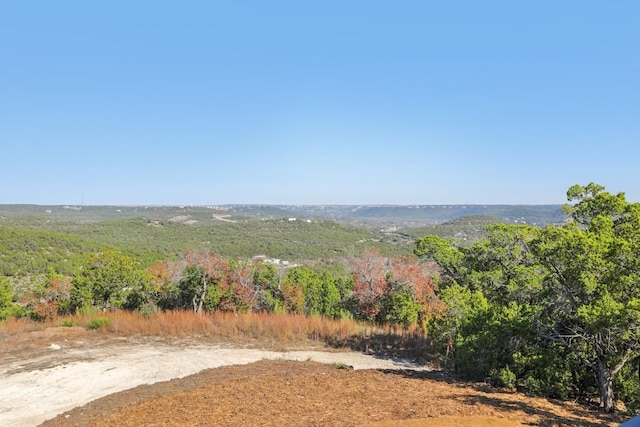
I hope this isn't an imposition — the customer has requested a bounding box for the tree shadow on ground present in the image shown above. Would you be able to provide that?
[378,368,626,427]
[325,332,438,366]
[457,393,622,427]
[327,333,626,426]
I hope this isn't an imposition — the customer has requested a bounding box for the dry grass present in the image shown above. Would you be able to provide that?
[0,311,434,362]
[43,360,624,427]
[0,310,373,345]
[0,317,49,336]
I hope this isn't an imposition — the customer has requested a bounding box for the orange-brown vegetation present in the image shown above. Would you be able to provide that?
[29,274,72,321]
[42,360,624,427]
[349,248,442,323]
[0,310,376,345]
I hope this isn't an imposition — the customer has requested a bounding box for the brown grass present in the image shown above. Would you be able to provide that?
[0,310,375,344]
[0,316,49,336]
[43,360,624,427]
[0,310,434,363]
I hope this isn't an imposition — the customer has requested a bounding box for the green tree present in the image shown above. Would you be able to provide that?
[177,251,229,313]
[253,263,285,313]
[379,285,422,330]
[0,277,22,320]
[71,251,152,312]
[426,282,489,372]
[417,183,640,412]
[280,267,345,317]
[417,227,542,380]
[319,271,344,318]
[284,267,320,314]
[414,235,465,286]
[177,265,211,312]
[531,183,640,412]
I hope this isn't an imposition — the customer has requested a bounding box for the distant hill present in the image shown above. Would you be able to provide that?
[0,204,567,279]
[283,204,566,228]
[404,215,505,246]
[0,204,566,228]
[0,204,297,224]
[0,212,413,279]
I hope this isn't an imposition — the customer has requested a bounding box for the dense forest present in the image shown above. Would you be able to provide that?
[2,186,640,413]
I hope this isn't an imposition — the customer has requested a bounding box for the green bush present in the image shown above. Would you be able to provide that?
[490,365,517,389]
[61,319,74,327]
[138,302,159,318]
[86,317,110,330]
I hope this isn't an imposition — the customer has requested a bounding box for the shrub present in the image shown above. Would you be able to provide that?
[490,365,517,390]
[138,302,159,318]
[61,319,74,327]
[86,317,110,330]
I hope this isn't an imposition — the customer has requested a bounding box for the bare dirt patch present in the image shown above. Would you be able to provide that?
[0,327,424,426]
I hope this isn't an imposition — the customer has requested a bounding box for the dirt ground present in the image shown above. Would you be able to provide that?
[0,327,628,427]
[41,359,624,427]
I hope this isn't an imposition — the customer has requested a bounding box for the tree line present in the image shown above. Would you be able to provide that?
[7,248,438,334]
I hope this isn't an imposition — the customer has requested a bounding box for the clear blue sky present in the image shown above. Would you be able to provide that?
[1,1,638,205]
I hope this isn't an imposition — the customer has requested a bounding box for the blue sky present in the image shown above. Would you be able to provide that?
[1,1,638,205]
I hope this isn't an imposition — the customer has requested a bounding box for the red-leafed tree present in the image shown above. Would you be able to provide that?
[348,249,441,327]
[224,259,258,312]
[348,248,390,320]
[383,256,443,330]
[30,269,73,320]
[150,252,259,313]
[387,256,442,319]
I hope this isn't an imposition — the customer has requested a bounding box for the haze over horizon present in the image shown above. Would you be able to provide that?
[2,202,565,208]
[2,1,638,206]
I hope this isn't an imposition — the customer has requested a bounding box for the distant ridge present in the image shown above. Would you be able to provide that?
[0,204,565,228]
[285,204,565,227]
